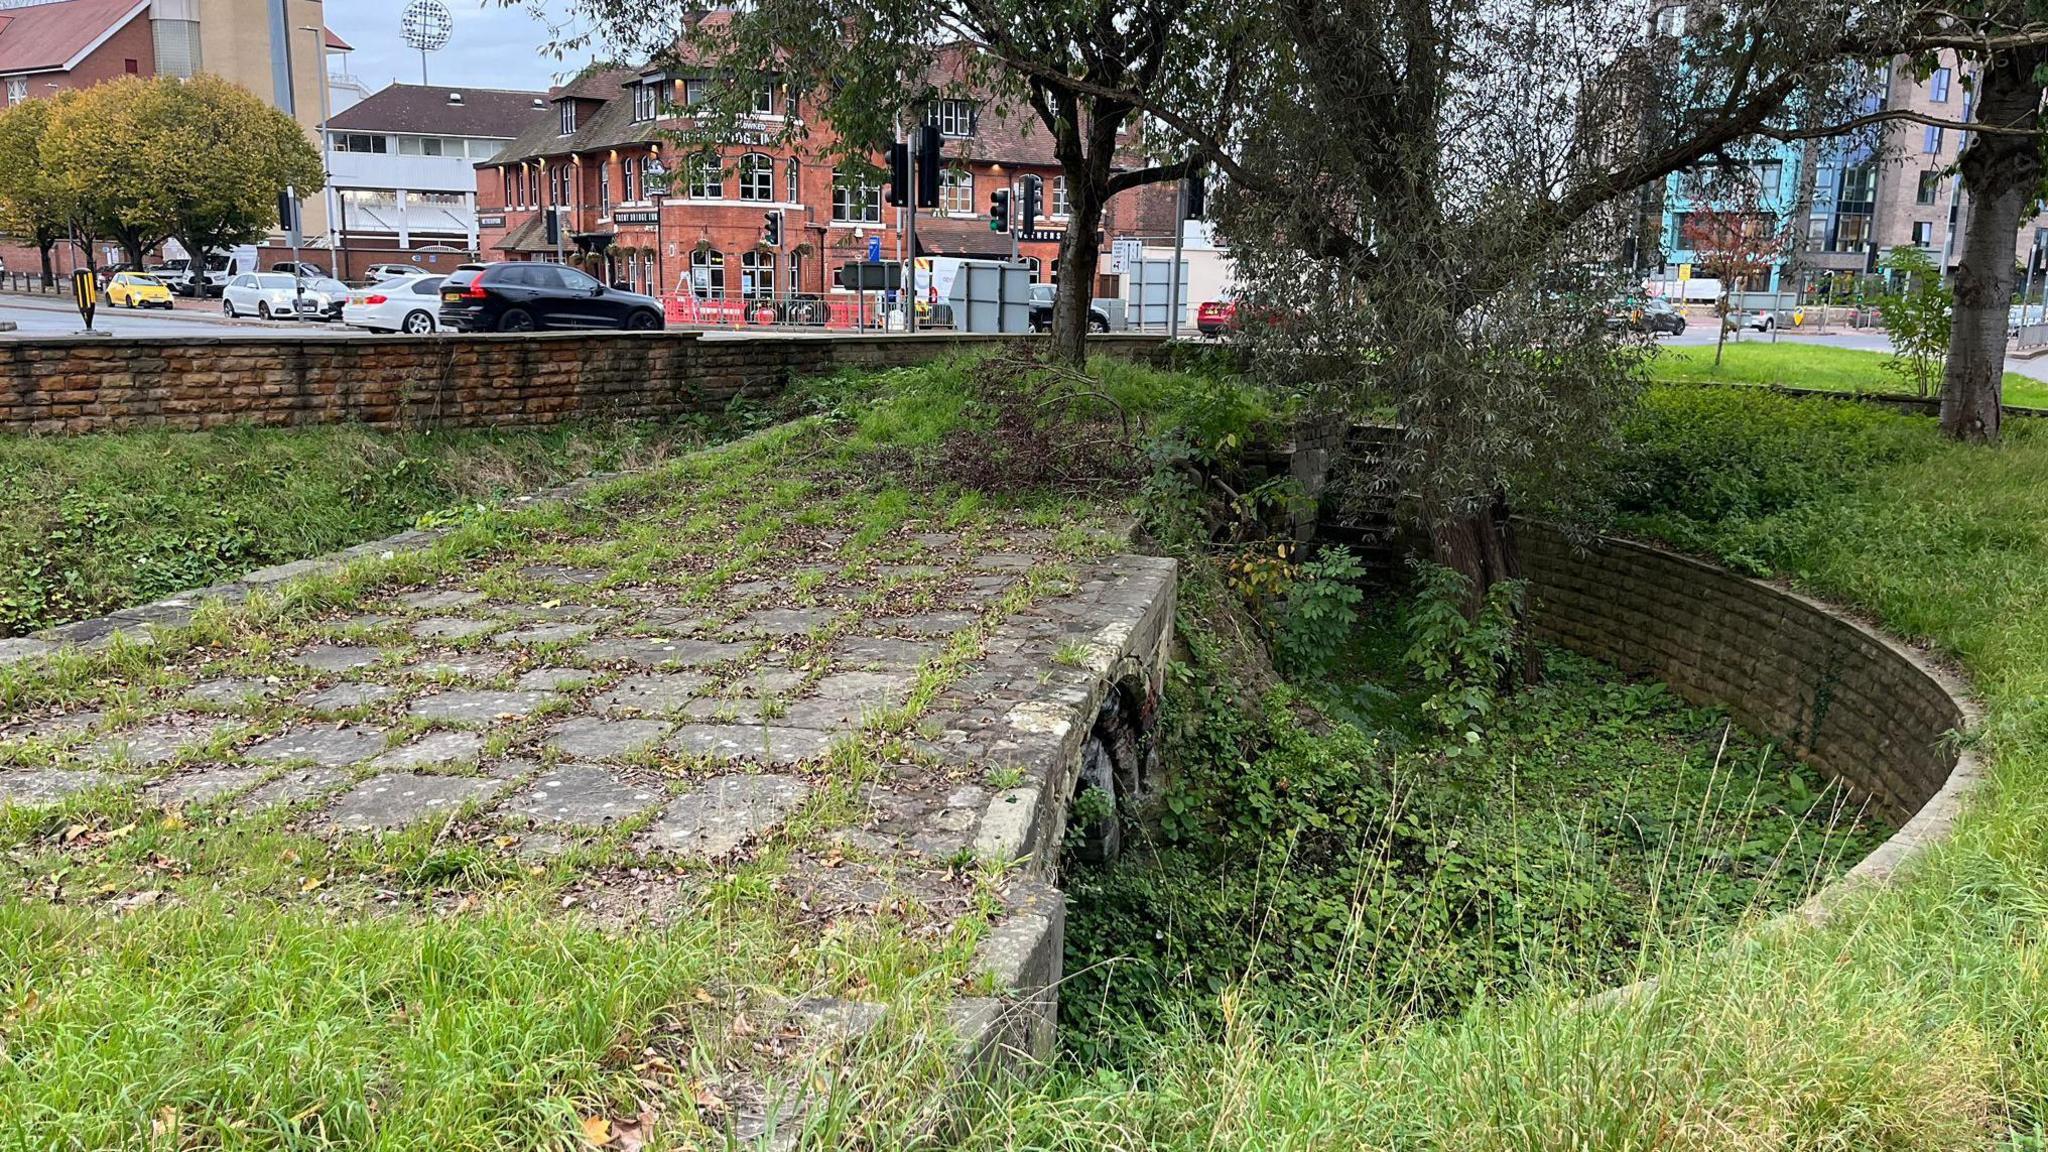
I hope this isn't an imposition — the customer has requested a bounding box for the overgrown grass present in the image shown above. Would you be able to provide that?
[0,420,733,638]
[953,385,2048,1151]
[1650,341,2048,407]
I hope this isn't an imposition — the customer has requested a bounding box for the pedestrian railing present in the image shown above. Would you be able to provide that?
[659,291,949,332]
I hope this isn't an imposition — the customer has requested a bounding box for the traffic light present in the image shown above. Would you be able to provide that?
[989,189,1010,233]
[886,141,910,207]
[1018,174,1042,235]
[277,188,299,234]
[915,123,941,209]
[762,210,782,247]
[1183,166,1207,219]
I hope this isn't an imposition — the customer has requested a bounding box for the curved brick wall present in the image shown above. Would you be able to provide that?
[1519,522,1984,901]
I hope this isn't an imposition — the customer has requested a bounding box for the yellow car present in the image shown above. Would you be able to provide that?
[107,271,175,309]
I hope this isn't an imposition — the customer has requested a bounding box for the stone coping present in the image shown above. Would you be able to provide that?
[1523,524,1988,1003]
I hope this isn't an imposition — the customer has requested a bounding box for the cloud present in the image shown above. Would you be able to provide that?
[327,1,585,93]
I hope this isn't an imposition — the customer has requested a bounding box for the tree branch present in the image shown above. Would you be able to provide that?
[1762,105,2042,140]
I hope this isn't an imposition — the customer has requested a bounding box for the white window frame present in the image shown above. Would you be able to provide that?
[690,248,726,297]
[634,83,658,122]
[559,100,577,136]
[929,99,975,138]
[687,153,724,199]
[738,153,775,201]
[741,250,775,298]
[940,167,974,216]
[831,173,882,223]
[4,77,26,104]
[1050,175,1070,218]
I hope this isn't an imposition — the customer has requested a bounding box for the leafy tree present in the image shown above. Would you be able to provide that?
[522,0,1252,363]
[100,75,321,278]
[1679,177,1788,366]
[1879,245,1951,398]
[41,78,182,269]
[1032,0,2048,631]
[0,96,70,286]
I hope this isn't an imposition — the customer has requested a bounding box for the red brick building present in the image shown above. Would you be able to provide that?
[473,48,1173,315]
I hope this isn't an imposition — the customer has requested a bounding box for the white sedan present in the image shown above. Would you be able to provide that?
[222,273,331,321]
[342,275,447,334]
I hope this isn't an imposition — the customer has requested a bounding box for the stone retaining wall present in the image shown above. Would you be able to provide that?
[1519,522,1977,843]
[0,331,1170,436]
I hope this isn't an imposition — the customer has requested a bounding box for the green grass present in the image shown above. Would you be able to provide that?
[0,420,734,639]
[1649,341,2048,408]
[949,386,2048,1151]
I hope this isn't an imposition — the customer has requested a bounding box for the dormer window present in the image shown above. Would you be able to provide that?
[634,83,658,122]
[928,99,976,138]
[559,100,577,135]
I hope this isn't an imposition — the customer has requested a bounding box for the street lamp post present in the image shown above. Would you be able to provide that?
[300,26,340,276]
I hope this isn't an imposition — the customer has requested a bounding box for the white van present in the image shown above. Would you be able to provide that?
[171,246,261,297]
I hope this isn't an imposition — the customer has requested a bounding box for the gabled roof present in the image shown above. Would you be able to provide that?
[481,68,661,168]
[324,27,351,52]
[0,0,149,75]
[325,83,550,139]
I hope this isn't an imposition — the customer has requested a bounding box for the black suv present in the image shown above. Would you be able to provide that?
[439,262,666,332]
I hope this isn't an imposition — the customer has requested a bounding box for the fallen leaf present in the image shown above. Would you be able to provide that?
[152,1106,178,1140]
[300,874,326,893]
[60,824,88,843]
[160,811,187,831]
[579,1114,612,1146]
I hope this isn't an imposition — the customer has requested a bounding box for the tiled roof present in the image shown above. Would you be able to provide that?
[913,217,1017,260]
[325,83,550,138]
[0,0,147,74]
[483,67,660,168]
[493,214,550,253]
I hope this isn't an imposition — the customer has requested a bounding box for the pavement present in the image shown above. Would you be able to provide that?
[0,292,366,339]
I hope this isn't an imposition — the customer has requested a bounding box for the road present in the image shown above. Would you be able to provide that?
[0,293,365,339]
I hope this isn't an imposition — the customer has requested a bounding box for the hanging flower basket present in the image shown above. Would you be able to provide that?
[790,241,815,257]
[640,246,658,260]
[694,238,715,254]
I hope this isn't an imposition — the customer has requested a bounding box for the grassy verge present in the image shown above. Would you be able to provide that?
[0,419,742,639]
[1650,341,2048,408]
[954,385,2048,1150]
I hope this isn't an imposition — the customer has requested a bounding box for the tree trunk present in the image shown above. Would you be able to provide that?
[1426,491,1541,685]
[37,239,53,288]
[1051,182,1106,365]
[1940,50,2045,444]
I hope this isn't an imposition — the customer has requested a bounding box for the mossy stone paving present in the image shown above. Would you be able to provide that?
[0,469,1177,1144]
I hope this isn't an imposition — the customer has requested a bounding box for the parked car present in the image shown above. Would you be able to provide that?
[343,274,446,334]
[1605,296,1686,335]
[222,272,330,321]
[1196,299,1237,336]
[362,262,427,284]
[438,262,666,332]
[301,277,351,321]
[1735,308,1777,332]
[1025,283,1111,334]
[268,261,327,278]
[106,271,174,309]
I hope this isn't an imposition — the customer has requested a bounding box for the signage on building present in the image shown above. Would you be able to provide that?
[867,236,882,262]
[1108,238,1144,275]
[613,209,660,225]
[642,159,670,197]
[477,214,506,229]
[1015,228,1065,243]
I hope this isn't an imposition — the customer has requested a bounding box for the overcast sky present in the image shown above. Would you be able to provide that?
[326,1,591,95]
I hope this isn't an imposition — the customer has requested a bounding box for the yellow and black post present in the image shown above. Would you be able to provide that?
[72,267,99,331]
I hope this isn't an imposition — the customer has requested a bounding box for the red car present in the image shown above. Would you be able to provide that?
[1196,299,1237,336]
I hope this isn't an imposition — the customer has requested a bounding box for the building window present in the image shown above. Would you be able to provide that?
[1050,175,1070,218]
[940,167,973,215]
[634,83,658,122]
[1923,125,1944,153]
[125,59,139,75]
[1917,170,1941,205]
[928,99,976,138]
[789,250,804,294]
[741,250,775,298]
[153,18,201,77]
[333,133,387,154]
[690,248,725,297]
[599,163,612,214]
[1020,255,1042,281]
[1930,67,1951,102]
[831,172,882,223]
[687,153,723,198]
[621,156,638,202]
[786,158,801,203]
[738,153,774,201]
[752,84,776,115]
[684,79,707,106]
[527,166,539,205]
[1912,221,1934,247]
[1753,160,1783,197]
[3,77,24,104]
[502,168,515,206]
[1653,4,1686,36]
[559,100,577,135]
